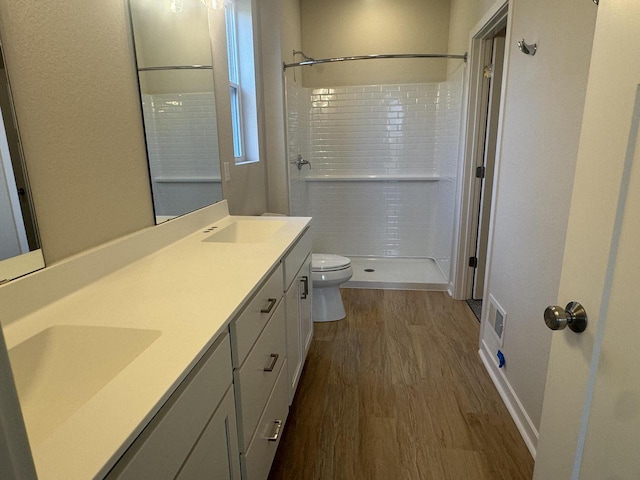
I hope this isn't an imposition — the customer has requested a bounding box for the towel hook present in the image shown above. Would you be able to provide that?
[517,39,537,56]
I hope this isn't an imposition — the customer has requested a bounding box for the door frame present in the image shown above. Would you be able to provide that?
[472,32,506,300]
[450,0,511,300]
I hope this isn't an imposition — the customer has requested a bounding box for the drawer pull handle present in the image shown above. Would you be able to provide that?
[300,276,309,299]
[261,298,278,314]
[264,353,279,372]
[267,420,283,442]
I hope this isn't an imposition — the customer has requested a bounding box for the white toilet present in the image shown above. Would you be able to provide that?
[311,254,353,322]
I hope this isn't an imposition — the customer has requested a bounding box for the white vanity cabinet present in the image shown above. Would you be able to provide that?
[283,228,313,404]
[106,333,240,480]
[229,263,289,480]
[103,220,312,480]
[0,204,314,479]
[230,226,312,480]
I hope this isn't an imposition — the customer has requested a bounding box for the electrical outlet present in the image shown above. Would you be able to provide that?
[223,161,230,181]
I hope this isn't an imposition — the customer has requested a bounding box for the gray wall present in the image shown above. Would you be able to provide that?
[0,1,155,264]
[480,0,597,434]
[300,0,451,87]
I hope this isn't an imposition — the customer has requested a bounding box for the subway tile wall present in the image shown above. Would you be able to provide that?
[288,74,465,279]
[142,92,222,216]
[433,65,465,281]
[308,84,440,176]
[286,82,311,217]
[142,93,221,179]
[307,181,438,258]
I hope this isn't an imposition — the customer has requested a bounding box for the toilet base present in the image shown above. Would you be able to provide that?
[312,285,346,322]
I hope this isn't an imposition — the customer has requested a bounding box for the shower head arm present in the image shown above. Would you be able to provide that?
[292,50,315,62]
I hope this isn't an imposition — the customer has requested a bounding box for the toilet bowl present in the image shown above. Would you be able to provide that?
[311,254,353,322]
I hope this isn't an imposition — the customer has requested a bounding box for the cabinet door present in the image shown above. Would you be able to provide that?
[299,254,313,360]
[176,388,241,480]
[285,254,313,404]
[285,280,301,404]
[107,335,233,480]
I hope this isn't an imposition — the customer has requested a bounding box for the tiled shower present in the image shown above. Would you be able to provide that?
[287,64,465,288]
[142,91,222,219]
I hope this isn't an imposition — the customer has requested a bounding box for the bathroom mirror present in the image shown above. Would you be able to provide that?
[0,41,44,282]
[129,0,223,224]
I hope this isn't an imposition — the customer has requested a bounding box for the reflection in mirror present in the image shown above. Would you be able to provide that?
[0,41,44,282]
[129,0,223,224]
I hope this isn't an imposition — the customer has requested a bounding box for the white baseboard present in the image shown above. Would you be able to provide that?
[479,340,538,459]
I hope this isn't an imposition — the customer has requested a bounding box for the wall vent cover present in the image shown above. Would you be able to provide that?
[487,294,506,346]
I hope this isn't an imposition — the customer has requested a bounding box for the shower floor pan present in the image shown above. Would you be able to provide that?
[343,257,447,291]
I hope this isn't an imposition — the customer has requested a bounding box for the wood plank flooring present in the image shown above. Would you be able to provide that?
[268,289,534,480]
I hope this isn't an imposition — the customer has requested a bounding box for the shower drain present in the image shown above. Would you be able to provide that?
[364,268,375,273]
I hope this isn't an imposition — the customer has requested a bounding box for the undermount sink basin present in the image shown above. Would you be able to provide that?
[8,325,161,446]
[203,219,287,243]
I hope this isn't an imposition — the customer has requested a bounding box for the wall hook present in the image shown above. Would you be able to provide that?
[517,39,537,56]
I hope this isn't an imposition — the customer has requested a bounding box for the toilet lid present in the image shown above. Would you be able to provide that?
[312,254,351,272]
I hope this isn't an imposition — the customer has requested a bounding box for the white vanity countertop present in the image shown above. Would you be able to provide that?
[1,211,311,480]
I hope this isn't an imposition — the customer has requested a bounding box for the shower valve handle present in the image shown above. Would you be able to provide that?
[292,154,311,170]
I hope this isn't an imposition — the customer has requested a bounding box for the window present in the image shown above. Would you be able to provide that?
[225,1,244,160]
[224,0,259,165]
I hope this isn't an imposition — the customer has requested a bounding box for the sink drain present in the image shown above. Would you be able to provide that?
[364,268,375,273]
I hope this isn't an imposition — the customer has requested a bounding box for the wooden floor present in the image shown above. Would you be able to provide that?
[269,289,534,480]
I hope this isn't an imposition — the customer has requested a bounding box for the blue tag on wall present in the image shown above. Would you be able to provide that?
[497,350,505,368]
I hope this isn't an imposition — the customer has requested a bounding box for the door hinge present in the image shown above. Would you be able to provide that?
[476,166,486,179]
[469,256,478,268]
[483,64,493,79]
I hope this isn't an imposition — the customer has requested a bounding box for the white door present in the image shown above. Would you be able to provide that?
[534,2,640,478]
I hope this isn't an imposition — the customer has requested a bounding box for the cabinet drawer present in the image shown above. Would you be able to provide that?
[235,301,286,452]
[241,359,289,480]
[107,333,232,480]
[283,228,311,291]
[231,264,283,367]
